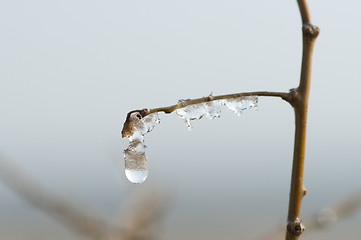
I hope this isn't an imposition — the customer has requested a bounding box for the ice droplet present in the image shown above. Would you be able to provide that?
[125,169,148,184]
[175,96,258,129]
[123,112,160,184]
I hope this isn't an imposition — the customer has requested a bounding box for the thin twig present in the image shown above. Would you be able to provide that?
[121,91,289,138]
[307,189,361,231]
[0,154,109,240]
[110,189,171,240]
[0,154,169,240]
[149,91,288,114]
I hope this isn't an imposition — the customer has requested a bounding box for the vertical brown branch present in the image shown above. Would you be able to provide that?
[296,0,311,24]
[286,1,319,240]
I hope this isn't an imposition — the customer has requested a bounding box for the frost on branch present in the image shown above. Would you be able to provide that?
[175,96,258,130]
[121,112,160,184]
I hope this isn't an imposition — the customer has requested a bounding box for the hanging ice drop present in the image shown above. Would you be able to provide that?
[125,169,148,184]
[124,139,148,183]
[122,112,160,184]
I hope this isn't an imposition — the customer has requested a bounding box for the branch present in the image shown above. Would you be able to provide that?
[0,153,169,240]
[121,91,289,138]
[120,2,320,240]
[297,0,311,24]
[149,91,289,115]
[260,188,361,240]
[286,1,320,239]
[110,189,171,240]
[0,154,109,240]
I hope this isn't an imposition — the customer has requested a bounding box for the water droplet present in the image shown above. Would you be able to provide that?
[125,169,148,184]
[122,113,159,184]
[124,139,148,183]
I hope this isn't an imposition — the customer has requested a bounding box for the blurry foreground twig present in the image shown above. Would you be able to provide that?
[111,189,170,240]
[0,153,168,240]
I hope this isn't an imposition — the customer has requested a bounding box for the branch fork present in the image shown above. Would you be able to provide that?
[121,1,320,240]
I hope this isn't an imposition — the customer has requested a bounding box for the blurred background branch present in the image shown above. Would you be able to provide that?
[0,153,169,240]
[2,151,361,240]
[260,188,361,240]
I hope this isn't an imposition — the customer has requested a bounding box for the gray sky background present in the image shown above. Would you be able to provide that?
[1,0,361,239]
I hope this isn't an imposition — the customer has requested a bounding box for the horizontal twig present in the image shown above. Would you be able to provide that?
[121,91,289,138]
[149,91,289,115]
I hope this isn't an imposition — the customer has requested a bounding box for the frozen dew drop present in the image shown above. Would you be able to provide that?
[124,139,148,184]
[123,112,159,184]
[125,169,148,184]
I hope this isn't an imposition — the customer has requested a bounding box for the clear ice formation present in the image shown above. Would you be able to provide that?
[123,112,160,184]
[175,96,258,129]
[175,101,222,129]
[223,96,258,116]
[123,95,258,183]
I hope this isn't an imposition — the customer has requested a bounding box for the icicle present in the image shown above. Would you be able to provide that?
[204,101,222,119]
[122,112,160,184]
[175,100,224,130]
[174,96,258,129]
[223,96,258,116]
[175,103,205,130]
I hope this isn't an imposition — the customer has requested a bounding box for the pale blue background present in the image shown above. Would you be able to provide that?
[0,0,360,239]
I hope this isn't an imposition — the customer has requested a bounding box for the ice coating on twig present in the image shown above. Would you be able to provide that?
[175,96,258,130]
[204,101,223,119]
[126,112,160,140]
[223,96,258,116]
[123,112,160,184]
[175,101,222,130]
